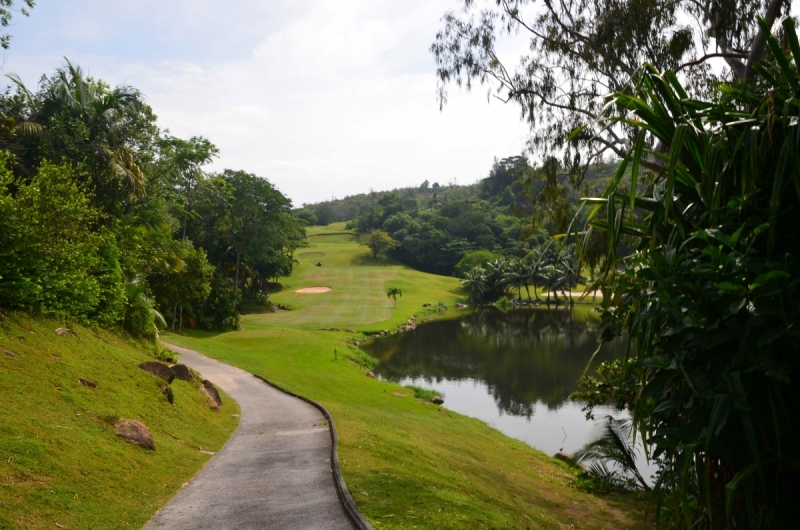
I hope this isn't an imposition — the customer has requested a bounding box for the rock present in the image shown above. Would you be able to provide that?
[115,419,155,450]
[365,371,376,379]
[554,451,585,469]
[54,328,75,337]
[347,329,358,333]
[431,395,444,405]
[3,349,18,357]
[202,380,222,407]
[138,362,175,384]
[379,331,387,337]
[334,327,343,332]
[161,385,174,404]
[267,303,279,313]
[422,303,430,308]
[0,313,5,321]
[171,364,194,382]
[455,303,468,309]
[78,377,97,388]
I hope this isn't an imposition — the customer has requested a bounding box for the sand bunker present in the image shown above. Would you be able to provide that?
[295,286,332,294]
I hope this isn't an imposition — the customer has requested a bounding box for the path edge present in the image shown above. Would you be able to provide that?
[253,374,375,530]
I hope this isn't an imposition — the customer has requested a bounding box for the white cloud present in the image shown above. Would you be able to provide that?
[2,0,532,205]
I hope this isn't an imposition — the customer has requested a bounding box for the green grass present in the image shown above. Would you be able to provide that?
[0,312,240,529]
[403,385,443,402]
[163,223,652,529]
[255,223,466,332]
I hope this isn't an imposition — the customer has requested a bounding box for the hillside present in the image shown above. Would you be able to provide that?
[295,158,623,276]
[0,313,240,529]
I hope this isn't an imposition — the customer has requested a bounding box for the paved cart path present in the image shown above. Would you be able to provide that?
[145,342,355,530]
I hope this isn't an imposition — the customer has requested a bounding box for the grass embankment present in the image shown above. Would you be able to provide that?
[0,312,240,529]
[164,223,651,529]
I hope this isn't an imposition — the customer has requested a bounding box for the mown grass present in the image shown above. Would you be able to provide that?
[0,312,239,529]
[163,222,652,529]
[403,385,443,402]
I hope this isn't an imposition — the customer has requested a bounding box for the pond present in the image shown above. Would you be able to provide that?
[362,307,657,481]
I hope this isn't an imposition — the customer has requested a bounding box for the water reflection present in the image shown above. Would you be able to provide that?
[364,307,624,419]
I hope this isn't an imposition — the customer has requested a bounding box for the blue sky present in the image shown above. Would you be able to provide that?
[1,1,532,206]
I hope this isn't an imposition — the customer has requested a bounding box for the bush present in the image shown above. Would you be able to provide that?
[0,157,124,323]
[454,250,500,278]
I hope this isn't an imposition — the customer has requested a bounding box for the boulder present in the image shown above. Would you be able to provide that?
[455,303,468,309]
[115,419,155,450]
[365,371,377,379]
[554,451,585,469]
[161,385,174,404]
[431,395,444,405]
[3,349,18,358]
[202,380,222,407]
[78,377,97,388]
[138,362,175,384]
[171,364,194,382]
[347,329,358,333]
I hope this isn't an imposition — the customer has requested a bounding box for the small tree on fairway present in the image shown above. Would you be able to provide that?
[386,287,402,308]
[359,229,399,259]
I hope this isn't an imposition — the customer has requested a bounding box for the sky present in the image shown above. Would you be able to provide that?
[0,1,532,206]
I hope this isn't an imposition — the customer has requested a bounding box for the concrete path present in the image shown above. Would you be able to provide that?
[145,342,355,530]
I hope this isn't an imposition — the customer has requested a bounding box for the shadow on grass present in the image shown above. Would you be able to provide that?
[349,252,398,267]
[162,329,227,342]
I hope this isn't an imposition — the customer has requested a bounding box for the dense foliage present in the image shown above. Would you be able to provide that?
[0,62,303,335]
[302,156,616,276]
[581,20,799,528]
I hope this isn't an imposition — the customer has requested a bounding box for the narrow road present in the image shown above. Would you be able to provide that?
[145,342,355,530]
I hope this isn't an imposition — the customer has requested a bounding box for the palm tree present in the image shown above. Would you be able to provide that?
[122,279,166,340]
[502,259,528,301]
[483,258,509,300]
[574,415,651,492]
[7,59,147,198]
[461,267,487,302]
[386,287,402,308]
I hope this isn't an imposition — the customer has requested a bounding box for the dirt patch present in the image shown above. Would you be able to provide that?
[295,286,332,294]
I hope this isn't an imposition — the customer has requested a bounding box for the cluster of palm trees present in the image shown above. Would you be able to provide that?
[461,246,585,304]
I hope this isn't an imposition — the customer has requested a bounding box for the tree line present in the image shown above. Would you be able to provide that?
[305,155,617,276]
[0,61,304,336]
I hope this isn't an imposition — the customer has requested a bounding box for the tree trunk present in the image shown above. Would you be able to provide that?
[178,305,183,334]
[744,0,786,79]
[233,251,241,305]
[524,285,531,302]
[171,302,178,331]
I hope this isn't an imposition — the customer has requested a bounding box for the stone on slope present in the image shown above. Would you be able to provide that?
[115,419,155,450]
[170,364,194,382]
[138,362,176,384]
[202,380,222,407]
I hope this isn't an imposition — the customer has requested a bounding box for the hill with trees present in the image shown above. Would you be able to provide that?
[0,61,304,336]
[297,155,620,277]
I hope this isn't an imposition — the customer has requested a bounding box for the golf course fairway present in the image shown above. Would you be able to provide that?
[162,223,651,529]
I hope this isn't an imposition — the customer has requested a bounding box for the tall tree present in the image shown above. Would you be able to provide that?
[209,170,292,304]
[431,0,787,181]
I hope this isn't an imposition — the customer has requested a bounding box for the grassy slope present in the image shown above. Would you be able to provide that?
[0,312,240,529]
[164,223,651,529]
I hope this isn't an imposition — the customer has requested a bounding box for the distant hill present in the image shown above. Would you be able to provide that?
[295,157,621,275]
